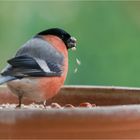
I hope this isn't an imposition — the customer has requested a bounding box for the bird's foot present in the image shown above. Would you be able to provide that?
[16,95,22,108]
[43,100,47,107]
[16,104,21,108]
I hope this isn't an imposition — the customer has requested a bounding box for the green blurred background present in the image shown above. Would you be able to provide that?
[0,1,140,87]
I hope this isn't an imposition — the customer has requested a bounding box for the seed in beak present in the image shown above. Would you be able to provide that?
[71,47,77,51]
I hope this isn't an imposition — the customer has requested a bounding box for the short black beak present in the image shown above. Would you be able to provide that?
[67,37,77,49]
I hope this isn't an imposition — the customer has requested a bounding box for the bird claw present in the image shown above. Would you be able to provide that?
[16,104,21,108]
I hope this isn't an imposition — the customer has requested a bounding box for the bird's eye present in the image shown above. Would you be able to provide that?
[61,35,64,39]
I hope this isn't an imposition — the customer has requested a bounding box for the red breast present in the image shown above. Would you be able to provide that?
[38,35,68,99]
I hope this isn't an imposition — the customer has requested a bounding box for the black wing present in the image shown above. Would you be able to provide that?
[1,36,64,78]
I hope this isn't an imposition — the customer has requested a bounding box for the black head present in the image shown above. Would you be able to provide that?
[37,28,77,49]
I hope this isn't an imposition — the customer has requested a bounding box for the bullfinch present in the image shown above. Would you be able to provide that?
[0,28,77,107]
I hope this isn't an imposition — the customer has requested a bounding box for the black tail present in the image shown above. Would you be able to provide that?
[0,75,17,85]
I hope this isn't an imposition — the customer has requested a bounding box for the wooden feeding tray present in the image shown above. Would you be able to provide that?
[0,85,140,139]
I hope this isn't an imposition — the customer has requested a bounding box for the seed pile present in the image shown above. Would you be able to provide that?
[0,102,96,109]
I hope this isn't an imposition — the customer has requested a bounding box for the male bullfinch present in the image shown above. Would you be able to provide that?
[0,28,77,107]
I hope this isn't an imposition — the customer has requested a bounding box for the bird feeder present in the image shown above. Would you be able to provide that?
[0,85,140,139]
